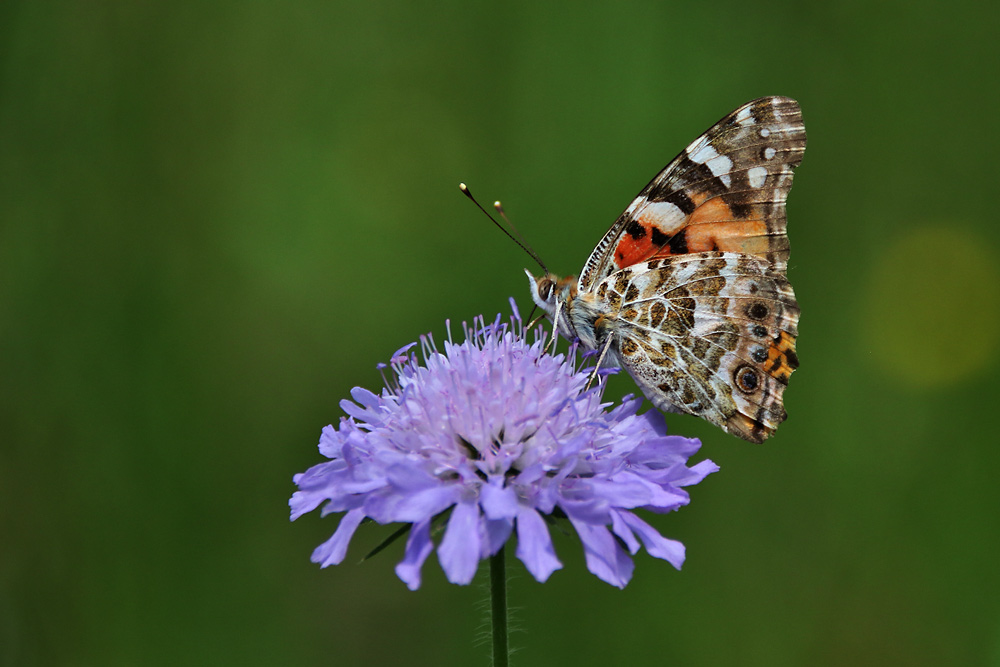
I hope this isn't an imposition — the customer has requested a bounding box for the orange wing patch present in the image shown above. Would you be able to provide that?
[613,220,659,269]
[765,330,799,384]
[612,201,690,269]
[684,192,768,254]
[615,191,771,267]
[685,218,769,254]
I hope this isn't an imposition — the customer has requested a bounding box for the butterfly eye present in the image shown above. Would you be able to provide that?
[538,279,554,301]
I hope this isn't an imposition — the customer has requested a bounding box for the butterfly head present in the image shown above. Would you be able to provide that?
[525,269,578,320]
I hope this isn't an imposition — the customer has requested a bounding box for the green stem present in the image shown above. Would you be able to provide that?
[489,546,509,667]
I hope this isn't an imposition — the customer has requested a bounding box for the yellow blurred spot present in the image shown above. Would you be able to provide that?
[863,225,1000,387]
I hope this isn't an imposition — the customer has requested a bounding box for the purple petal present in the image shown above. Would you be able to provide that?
[395,519,434,590]
[480,482,518,520]
[350,386,382,408]
[645,458,719,488]
[619,511,686,569]
[326,475,387,497]
[339,398,379,423]
[586,476,657,508]
[610,510,640,554]
[569,517,634,588]
[364,485,459,523]
[386,464,444,491]
[310,508,365,567]
[558,490,612,524]
[318,492,366,516]
[630,435,702,464]
[515,507,562,582]
[438,501,482,585]
[507,296,521,322]
[292,459,345,490]
[514,462,546,486]
[318,424,346,457]
[636,408,668,435]
[290,461,346,520]
[618,472,692,510]
[289,489,327,521]
[390,341,418,363]
[676,459,720,485]
[483,518,513,556]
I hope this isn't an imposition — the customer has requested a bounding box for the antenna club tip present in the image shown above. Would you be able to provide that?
[458,182,468,191]
[493,201,503,210]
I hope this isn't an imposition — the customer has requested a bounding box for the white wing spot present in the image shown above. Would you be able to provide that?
[707,154,733,178]
[734,106,755,127]
[747,166,768,188]
[688,142,733,184]
[759,128,771,137]
[638,201,687,234]
[764,147,776,160]
[688,141,718,164]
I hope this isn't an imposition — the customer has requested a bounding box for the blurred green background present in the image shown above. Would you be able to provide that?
[2,1,999,665]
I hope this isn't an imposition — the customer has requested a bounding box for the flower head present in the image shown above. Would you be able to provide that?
[290,301,718,589]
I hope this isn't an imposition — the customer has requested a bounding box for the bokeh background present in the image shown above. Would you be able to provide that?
[3,1,999,665]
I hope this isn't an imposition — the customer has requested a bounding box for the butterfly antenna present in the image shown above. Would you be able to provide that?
[459,183,547,273]
[493,200,542,265]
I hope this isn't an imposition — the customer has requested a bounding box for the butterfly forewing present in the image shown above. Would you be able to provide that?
[578,96,806,292]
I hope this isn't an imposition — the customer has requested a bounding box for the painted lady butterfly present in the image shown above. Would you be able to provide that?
[527,96,806,443]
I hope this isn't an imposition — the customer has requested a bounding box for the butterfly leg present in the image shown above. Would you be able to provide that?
[584,332,615,390]
[544,300,564,355]
[526,311,548,332]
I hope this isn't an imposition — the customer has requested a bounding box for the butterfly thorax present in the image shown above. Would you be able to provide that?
[525,271,608,350]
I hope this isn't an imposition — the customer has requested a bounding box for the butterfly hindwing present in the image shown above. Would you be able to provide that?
[596,253,799,443]
[578,96,806,292]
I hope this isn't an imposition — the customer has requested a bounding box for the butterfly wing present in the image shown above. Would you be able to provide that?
[578,96,806,292]
[595,253,799,443]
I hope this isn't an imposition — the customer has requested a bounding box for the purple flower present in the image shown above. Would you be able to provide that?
[290,301,718,590]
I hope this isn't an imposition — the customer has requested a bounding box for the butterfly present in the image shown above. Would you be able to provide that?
[527,96,806,443]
